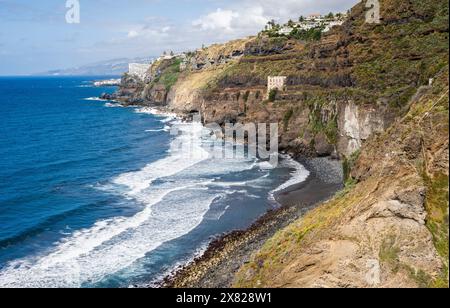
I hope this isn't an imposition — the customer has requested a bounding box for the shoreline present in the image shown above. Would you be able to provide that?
[100,99,344,289]
[159,157,343,288]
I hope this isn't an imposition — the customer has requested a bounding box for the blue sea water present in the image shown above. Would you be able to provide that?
[0,77,309,288]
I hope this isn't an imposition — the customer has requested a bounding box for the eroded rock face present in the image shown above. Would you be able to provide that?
[120,73,143,89]
[187,38,251,70]
[243,37,294,56]
[315,132,335,157]
[337,102,388,157]
[144,84,168,105]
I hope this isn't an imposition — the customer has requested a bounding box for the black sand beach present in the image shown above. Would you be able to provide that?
[161,157,343,288]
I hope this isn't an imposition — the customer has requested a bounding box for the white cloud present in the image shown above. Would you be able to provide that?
[81,0,358,62]
[192,8,239,32]
[190,0,357,38]
[245,0,355,21]
[126,24,171,39]
[191,6,272,35]
[127,30,139,38]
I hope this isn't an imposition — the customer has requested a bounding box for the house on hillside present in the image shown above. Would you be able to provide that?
[306,13,324,22]
[266,12,348,37]
[279,26,293,35]
[267,76,287,98]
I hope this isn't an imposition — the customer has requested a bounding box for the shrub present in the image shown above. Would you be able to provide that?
[158,58,182,91]
[283,108,294,131]
[289,27,323,41]
[268,89,278,102]
[243,90,251,102]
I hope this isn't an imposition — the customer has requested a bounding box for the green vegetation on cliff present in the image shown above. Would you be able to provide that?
[289,27,323,41]
[351,0,449,105]
[153,59,182,91]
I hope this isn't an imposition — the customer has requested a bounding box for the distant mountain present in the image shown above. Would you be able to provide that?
[36,57,154,76]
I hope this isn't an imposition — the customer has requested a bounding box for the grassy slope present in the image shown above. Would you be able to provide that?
[350,0,449,106]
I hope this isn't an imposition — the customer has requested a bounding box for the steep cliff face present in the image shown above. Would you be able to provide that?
[337,101,388,156]
[234,68,449,288]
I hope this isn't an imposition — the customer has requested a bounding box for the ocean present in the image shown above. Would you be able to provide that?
[0,77,309,288]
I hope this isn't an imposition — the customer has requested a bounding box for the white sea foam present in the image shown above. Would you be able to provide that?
[209,174,271,190]
[0,117,308,287]
[104,102,124,108]
[84,97,107,101]
[268,155,310,202]
[114,122,208,195]
[0,185,216,288]
[134,107,156,115]
[159,117,176,123]
[134,107,178,119]
[0,120,214,288]
[145,126,170,133]
[211,204,231,221]
[258,161,276,170]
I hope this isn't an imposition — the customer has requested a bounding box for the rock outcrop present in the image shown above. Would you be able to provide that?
[337,101,389,156]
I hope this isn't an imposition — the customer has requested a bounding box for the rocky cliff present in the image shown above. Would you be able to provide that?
[114,0,449,288]
[117,0,447,162]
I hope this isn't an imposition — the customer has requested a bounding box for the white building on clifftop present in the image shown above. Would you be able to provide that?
[128,63,151,80]
[268,76,287,92]
[266,76,287,99]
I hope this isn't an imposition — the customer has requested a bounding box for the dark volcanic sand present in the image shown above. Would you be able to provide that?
[160,157,343,288]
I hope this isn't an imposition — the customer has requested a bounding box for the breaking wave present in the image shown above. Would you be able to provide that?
[0,112,309,287]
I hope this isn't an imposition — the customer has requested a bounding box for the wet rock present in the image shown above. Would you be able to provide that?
[314,132,335,157]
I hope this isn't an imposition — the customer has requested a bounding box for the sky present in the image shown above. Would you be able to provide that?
[0,0,359,75]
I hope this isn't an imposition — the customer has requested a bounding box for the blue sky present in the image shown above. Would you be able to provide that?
[0,0,358,75]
